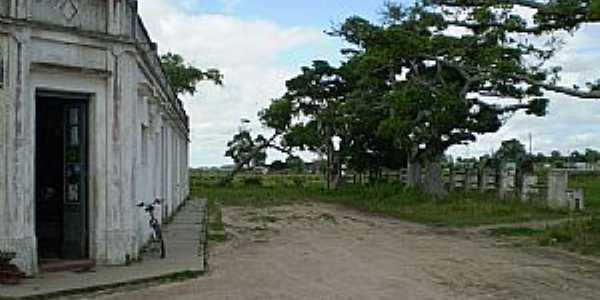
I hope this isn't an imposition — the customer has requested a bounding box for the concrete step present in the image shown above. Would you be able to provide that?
[40,260,96,273]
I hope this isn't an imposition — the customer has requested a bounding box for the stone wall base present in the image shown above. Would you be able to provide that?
[97,230,137,265]
[0,237,38,275]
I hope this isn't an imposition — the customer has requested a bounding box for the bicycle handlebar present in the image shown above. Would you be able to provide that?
[137,199,162,209]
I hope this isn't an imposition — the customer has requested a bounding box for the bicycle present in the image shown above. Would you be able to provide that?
[137,199,166,259]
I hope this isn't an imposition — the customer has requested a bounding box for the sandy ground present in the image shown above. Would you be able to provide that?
[90,203,600,300]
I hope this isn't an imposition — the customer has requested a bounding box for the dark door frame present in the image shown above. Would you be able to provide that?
[35,89,91,260]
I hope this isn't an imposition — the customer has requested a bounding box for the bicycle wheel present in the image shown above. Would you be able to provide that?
[154,227,166,259]
[160,238,166,259]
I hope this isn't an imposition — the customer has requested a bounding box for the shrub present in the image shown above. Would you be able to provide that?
[241,177,263,186]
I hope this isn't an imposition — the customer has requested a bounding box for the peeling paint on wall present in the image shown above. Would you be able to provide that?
[0,0,190,276]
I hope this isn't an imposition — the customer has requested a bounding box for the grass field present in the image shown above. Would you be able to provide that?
[481,173,600,256]
[192,178,566,227]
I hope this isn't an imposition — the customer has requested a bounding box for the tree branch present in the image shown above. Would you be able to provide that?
[427,0,545,10]
[446,20,544,34]
[429,54,600,100]
[531,82,600,99]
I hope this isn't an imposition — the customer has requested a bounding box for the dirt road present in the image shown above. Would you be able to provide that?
[93,203,600,300]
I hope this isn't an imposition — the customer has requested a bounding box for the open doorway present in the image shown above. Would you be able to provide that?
[35,92,89,266]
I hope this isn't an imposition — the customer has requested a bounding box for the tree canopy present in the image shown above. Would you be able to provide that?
[225,129,267,170]
[494,139,528,163]
[160,52,223,96]
[227,0,600,194]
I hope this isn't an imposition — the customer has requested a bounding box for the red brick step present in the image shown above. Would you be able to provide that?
[40,260,96,273]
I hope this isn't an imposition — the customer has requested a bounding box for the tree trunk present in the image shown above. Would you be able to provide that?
[221,162,244,185]
[326,143,333,190]
[331,152,343,189]
[423,158,448,198]
[407,159,422,188]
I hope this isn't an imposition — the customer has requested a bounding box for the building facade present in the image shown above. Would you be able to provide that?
[0,0,190,275]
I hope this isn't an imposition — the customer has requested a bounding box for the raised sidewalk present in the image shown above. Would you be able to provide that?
[0,199,208,300]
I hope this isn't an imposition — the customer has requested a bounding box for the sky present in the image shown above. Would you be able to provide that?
[138,0,600,167]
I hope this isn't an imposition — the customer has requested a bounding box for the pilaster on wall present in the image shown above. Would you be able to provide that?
[0,27,37,275]
[107,0,121,35]
[9,0,16,17]
[102,46,138,265]
[13,0,32,19]
[0,36,8,246]
[0,38,11,270]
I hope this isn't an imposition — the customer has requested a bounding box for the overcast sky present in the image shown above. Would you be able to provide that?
[139,0,600,167]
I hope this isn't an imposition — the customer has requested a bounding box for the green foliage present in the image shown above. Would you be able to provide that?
[590,0,600,20]
[494,139,528,163]
[237,0,600,195]
[569,174,600,211]
[207,198,227,242]
[241,177,263,186]
[329,2,553,177]
[585,149,600,163]
[269,160,287,171]
[258,97,293,133]
[489,227,545,237]
[539,216,600,255]
[160,52,222,96]
[224,129,267,169]
[273,60,347,153]
[285,156,306,174]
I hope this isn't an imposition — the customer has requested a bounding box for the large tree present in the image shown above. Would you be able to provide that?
[585,148,600,164]
[231,0,600,195]
[225,129,267,170]
[328,0,600,195]
[260,61,350,188]
[333,3,552,195]
[494,139,529,163]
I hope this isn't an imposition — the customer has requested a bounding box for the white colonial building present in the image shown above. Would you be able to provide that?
[0,0,190,275]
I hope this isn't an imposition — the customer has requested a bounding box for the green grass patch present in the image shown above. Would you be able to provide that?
[487,215,600,257]
[569,174,600,211]
[192,183,566,227]
[539,216,600,256]
[206,198,227,242]
[190,172,322,188]
[489,227,545,237]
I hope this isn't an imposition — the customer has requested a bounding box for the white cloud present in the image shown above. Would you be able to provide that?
[139,0,329,166]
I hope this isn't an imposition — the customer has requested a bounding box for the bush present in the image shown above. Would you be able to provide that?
[290,176,306,187]
[539,216,600,255]
[241,177,263,186]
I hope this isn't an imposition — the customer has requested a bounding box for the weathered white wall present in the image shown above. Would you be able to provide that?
[0,1,9,16]
[0,35,11,270]
[0,0,191,275]
[547,170,569,209]
[31,0,108,33]
[0,27,39,275]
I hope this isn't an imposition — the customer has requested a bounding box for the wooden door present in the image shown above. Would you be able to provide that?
[62,102,88,259]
